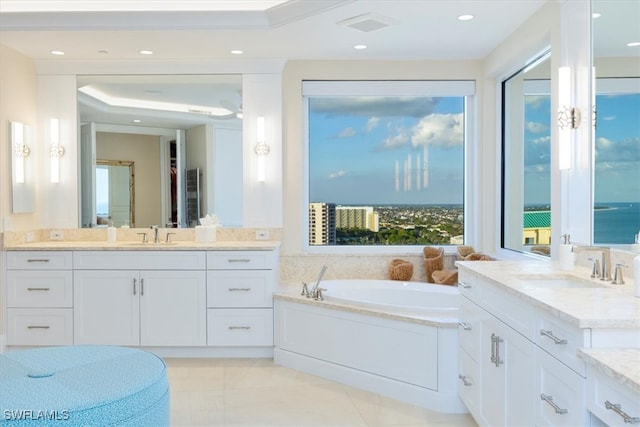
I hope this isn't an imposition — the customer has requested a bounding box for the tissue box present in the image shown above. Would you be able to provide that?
[195,225,217,243]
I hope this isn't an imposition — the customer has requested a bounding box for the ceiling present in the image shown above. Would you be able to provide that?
[1,0,547,61]
[1,0,637,129]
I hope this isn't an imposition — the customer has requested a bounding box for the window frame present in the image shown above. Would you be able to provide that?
[301,80,477,254]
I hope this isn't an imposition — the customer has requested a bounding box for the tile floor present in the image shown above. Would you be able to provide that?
[166,358,478,427]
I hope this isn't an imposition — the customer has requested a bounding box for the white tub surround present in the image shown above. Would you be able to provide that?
[456,260,639,427]
[273,281,465,414]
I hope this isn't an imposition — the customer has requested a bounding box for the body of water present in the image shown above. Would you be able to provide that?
[594,202,640,244]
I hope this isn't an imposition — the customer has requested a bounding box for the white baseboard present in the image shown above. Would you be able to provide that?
[274,348,467,414]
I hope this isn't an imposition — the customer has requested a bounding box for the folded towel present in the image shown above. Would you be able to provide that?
[432,270,459,286]
[423,246,444,283]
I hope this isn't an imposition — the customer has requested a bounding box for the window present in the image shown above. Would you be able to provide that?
[303,81,474,247]
[593,78,640,244]
[501,52,551,255]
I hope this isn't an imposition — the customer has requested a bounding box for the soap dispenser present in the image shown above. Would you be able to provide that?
[558,233,574,271]
[107,221,117,243]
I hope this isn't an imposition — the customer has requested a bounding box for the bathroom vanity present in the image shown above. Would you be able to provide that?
[4,241,279,357]
[456,261,640,427]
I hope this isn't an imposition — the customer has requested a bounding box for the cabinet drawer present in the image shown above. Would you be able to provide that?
[586,366,640,427]
[458,348,479,415]
[207,251,274,270]
[7,251,73,270]
[7,308,73,346]
[7,271,73,308]
[480,278,536,340]
[458,296,482,360]
[207,271,274,308]
[207,309,273,346]
[456,267,479,303]
[73,251,206,270]
[536,312,588,376]
[535,347,587,427]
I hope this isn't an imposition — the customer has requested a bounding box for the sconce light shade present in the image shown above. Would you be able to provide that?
[50,118,65,183]
[254,116,270,182]
[557,67,580,170]
[11,121,29,184]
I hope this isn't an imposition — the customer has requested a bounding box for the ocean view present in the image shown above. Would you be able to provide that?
[594,202,640,244]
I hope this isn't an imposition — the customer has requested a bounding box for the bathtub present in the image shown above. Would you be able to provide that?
[274,279,466,414]
[321,279,459,318]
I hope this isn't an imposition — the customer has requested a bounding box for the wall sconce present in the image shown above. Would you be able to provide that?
[557,67,581,170]
[50,118,65,183]
[254,116,270,182]
[11,121,30,184]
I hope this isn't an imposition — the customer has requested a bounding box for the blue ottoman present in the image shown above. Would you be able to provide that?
[0,346,169,426]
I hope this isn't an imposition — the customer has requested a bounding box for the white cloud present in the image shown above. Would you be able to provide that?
[530,135,551,145]
[336,127,357,139]
[526,121,548,134]
[381,129,409,149]
[329,170,347,179]
[365,117,379,133]
[410,113,463,148]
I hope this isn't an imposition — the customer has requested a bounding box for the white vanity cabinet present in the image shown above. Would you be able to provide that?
[458,270,536,427]
[6,251,74,346]
[73,251,207,346]
[206,250,278,347]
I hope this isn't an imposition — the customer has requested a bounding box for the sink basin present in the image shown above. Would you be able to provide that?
[516,274,606,289]
[120,242,178,247]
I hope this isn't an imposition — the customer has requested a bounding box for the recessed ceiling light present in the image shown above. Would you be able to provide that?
[230,50,244,55]
[354,44,367,50]
[457,14,474,21]
[50,50,65,56]
[627,41,640,47]
[98,50,109,54]
[592,12,601,18]
[133,119,142,123]
[139,50,153,55]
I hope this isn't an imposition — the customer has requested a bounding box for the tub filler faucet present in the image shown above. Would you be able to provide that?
[301,265,328,300]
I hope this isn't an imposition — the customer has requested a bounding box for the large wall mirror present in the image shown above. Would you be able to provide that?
[502,50,552,256]
[591,0,640,248]
[78,74,243,228]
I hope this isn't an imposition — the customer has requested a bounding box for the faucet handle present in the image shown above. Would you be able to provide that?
[589,257,601,279]
[613,263,626,285]
[301,282,309,297]
[165,232,176,243]
[137,232,148,244]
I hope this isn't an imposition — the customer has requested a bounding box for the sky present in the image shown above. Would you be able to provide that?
[309,96,464,206]
[523,91,640,205]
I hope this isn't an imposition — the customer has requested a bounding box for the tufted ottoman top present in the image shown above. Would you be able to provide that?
[0,346,169,426]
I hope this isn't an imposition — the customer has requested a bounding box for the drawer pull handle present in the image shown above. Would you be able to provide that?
[540,393,568,414]
[458,321,472,331]
[540,329,568,344]
[27,259,50,263]
[605,400,640,424]
[457,282,472,289]
[141,278,144,296]
[228,326,251,330]
[27,287,51,291]
[228,259,251,263]
[133,278,137,295]
[228,288,251,292]
[458,374,472,386]
[27,325,50,330]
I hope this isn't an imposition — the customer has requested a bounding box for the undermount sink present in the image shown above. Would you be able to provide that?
[120,242,178,247]
[516,274,606,289]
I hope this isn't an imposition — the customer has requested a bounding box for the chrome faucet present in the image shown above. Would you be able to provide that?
[150,225,159,243]
[302,265,328,300]
[571,245,611,281]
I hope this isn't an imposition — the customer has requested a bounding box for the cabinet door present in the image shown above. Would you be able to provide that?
[74,270,140,345]
[139,270,207,346]
[480,314,535,427]
[480,315,506,426]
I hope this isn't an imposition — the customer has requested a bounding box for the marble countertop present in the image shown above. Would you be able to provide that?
[457,260,639,329]
[578,348,640,395]
[3,240,280,251]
